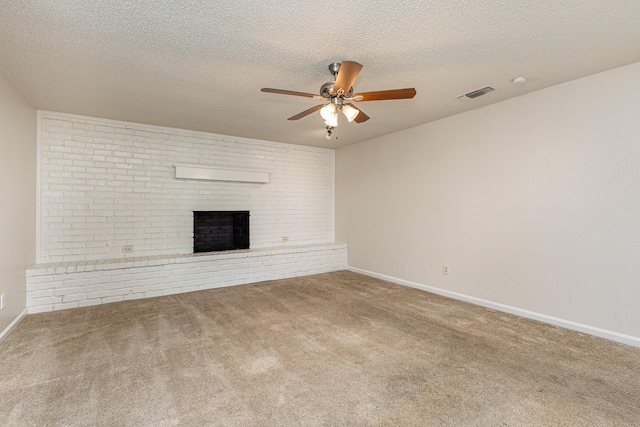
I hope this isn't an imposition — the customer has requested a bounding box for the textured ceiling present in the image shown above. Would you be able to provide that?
[1,1,640,149]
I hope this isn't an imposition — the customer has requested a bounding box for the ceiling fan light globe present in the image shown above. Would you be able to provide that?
[324,114,338,127]
[341,104,360,122]
[320,103,337,121]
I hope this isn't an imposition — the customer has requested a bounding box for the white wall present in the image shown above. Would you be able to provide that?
[39,112,335,262]
[336,61,640,340]
[0,71,36,335]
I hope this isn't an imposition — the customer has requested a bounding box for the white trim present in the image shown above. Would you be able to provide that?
[348,266,640,348]
[38,110,334,154]
[174,164,269,183]
[0,309,28,345]
[36,110,42,263]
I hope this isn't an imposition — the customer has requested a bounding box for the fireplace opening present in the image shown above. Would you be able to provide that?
[193,211,249,253]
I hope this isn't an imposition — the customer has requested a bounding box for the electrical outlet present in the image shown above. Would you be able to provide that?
[122,245,133,253]
[443,265,449,275]
[0,293,5,310]
[282,237,289,243]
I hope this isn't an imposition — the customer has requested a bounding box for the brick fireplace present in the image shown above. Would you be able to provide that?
[28,112,346,313]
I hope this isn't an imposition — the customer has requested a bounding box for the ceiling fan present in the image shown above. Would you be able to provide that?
[261,61,416,139]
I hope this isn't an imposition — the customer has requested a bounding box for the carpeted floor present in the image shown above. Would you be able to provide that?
[1,271,639,426]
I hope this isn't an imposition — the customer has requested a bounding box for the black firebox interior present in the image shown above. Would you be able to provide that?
[193,211,249,253]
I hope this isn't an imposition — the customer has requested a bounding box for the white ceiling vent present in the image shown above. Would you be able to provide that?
[457,86,495,100]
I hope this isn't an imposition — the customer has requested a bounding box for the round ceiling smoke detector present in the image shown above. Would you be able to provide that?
[512,76,527,85]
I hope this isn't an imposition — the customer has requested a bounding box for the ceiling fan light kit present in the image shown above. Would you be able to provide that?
[261,61,416,139]
[320,103,338,126]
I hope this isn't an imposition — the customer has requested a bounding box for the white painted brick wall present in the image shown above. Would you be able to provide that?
[38,112,335,262]
[27,243,348,313]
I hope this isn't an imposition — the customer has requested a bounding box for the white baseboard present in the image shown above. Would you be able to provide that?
[348,266,640,349]
[0,309,28,345]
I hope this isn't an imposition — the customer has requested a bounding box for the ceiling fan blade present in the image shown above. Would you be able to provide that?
[346,103,369,123]
[333,61,363,95]
[287,104,323,120]
[262,88,322,99]
[352,88,417,102]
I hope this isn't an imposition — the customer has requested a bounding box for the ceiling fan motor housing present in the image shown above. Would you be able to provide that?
[320,82,353,99]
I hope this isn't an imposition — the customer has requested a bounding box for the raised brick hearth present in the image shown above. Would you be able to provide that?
[27,243,347,313]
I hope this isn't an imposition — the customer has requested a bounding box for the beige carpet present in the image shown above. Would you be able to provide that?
[1,271,639,426]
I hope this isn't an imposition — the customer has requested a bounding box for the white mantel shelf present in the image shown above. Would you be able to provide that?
[174,164,269,183]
